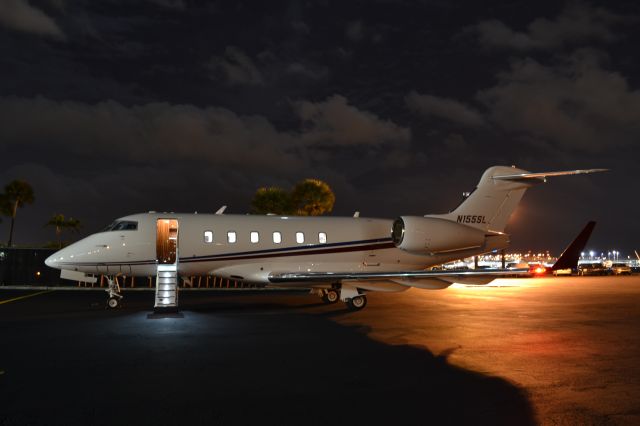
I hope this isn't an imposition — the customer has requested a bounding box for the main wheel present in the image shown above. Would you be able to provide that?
[107,297,120,309]
[322,290,339,304]
[346,295,367,311]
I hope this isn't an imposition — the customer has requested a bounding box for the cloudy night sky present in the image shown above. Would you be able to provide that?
[1,0,638,255]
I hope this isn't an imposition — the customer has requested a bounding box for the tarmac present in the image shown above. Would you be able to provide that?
[1,276,639,425]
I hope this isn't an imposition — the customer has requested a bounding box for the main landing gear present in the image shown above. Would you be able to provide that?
[106,276,123,309]
[321,289,339,304]
[312,286,367,311]
[345,295,367,311]
[340,284,367,311]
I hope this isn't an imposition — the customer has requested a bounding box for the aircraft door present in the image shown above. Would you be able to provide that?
[156,219,179,264]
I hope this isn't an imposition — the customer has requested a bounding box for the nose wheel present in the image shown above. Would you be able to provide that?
[105,276,123,309]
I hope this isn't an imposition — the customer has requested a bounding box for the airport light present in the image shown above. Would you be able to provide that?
[589,251,594,259]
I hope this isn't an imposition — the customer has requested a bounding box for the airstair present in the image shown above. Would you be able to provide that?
[154,263,179,311]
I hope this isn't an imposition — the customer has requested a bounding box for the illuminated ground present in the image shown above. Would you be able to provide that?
[1,276,639,425]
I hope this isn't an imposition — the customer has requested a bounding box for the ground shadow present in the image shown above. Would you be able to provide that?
[0,291,537,426]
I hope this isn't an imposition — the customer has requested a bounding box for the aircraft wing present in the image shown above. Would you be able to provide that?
[268,268,528,284]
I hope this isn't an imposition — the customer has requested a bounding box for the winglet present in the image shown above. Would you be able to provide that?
[551,221,596,271]
[492,168,608,182]
[215,205,227,215]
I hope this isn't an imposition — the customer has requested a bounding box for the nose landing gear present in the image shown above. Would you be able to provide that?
[105,276,123,309]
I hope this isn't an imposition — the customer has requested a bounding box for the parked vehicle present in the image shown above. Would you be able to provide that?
[610,263,632,275]
[552,268,573,276]
[578,263,610,276]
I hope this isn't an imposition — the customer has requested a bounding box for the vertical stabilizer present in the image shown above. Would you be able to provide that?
[430,166,538,233]
[428,166,606,233]
[552,221,596,271]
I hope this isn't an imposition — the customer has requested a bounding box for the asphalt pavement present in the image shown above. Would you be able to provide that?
[1,276,639,425]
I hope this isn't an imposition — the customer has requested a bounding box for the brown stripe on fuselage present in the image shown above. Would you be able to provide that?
[180,242,397,263]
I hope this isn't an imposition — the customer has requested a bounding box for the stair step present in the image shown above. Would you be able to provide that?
[157,284,176,290]
[154,264,179,309]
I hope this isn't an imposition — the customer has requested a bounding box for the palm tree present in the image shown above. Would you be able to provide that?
[45,214,82,248]
[250,187,294,215]
[3,180,35,247]
[291,179,335,216]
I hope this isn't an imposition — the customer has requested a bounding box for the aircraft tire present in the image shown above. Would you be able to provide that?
[346,295,367,311]
[322,290,339,304]
[107,297,120,309]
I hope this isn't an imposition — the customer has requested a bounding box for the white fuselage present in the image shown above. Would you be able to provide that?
[46,212,508,287]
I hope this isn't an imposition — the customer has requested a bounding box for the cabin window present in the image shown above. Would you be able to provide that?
[273,231,282,244]
[103,221,138,231]
[227,231,237,243]
[204,231,213,243]
[250,231,259,243]
[296,232,304,244]
[318,232,327,244]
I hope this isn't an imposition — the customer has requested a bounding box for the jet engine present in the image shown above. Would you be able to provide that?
[391,216,486,255]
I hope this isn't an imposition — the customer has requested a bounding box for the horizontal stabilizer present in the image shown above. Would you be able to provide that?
[552,221,596,271]
[492,168,608,182]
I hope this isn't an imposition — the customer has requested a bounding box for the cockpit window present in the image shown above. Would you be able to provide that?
[101,221,138,231]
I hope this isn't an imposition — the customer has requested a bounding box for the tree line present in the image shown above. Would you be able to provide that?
[0,180,80,248]
[250,179,335,216]
[1,177,335,247]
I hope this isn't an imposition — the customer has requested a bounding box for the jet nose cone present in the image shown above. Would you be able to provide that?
[45,253,59,269]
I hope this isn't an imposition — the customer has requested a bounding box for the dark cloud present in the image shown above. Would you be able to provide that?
[1,0,639,253]
[294,95,411,147]
[0,94,410,170]
[346,20,365,42]
[477,49,640,152]
[406,91,486,127]
[146,0,185,10]
[286,62,328,81]
[207,46,265,86]
[471,2,624,50]
[291,20,310,35]
[0,0,65,40]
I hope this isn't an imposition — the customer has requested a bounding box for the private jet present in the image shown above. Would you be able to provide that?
[45,165,606,311]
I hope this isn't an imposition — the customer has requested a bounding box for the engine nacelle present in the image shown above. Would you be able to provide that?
[391,216,486,255]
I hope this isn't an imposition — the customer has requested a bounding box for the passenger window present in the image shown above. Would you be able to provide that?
[227,231,237,243]
[273,231,282,244]
[318,232,327,244]
[296,232,304,244]
[107,221,138,231]
[204,231,213,243]
[250,231,259,243]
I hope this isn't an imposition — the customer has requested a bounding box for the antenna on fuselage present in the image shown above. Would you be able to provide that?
[215,206,227,215]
